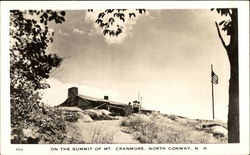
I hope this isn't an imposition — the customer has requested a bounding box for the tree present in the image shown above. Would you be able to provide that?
[212,8,239,143]
[10,10,65,128]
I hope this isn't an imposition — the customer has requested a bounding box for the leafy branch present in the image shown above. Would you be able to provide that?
[89,9,146,37]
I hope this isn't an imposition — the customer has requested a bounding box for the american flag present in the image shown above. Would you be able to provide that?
[211,71,218,84]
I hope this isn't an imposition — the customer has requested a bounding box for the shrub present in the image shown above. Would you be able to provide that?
[121,114,224,143]
[11,105,68,144]
[121,114,149,128]
[63,111,79,122]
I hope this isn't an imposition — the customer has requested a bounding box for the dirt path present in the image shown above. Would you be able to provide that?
[73,120,139,144]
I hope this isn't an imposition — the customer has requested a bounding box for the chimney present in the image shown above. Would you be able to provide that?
[104,96,109,100]
[68,87,78,98]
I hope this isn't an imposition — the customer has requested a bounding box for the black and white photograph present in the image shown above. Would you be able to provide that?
[1,1,249,155]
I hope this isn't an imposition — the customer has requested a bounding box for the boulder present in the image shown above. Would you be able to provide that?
[84,109,111,115]
[83,109,114,120]
[209,126,228,137]
[77,112,93,122]
[22,126,40,143]
[98,109,111,116]
[58,106,84,113]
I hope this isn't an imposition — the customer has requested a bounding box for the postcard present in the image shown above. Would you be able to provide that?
[1,1,249,155]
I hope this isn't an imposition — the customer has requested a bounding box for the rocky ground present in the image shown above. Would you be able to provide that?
[60,106,228,144]
[12,106,228,144]
[60,106,139,143]
[70,120,139,144]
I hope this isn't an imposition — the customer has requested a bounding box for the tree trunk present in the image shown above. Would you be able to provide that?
[227,9,239,143]
[228,53,239,143]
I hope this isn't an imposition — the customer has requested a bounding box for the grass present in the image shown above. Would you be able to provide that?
[121,113,225,144]
[91,126,114,144]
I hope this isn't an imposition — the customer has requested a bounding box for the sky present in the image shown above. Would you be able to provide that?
[42,9,231,121]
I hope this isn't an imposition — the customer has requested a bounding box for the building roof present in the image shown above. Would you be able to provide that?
[77,94,127,107]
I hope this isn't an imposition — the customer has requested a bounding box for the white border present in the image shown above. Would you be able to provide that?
[1,1,249,155]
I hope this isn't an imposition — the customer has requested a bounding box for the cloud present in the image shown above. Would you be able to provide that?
[87,28,95,37]
[85,10,147,44]
[58,29,69,36]
[73,28,84,34]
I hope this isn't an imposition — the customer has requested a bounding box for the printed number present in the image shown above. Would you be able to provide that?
[16,148,23,151]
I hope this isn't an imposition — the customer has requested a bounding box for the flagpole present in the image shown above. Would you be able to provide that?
[138,92,140,103]
[211,64,215,120]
